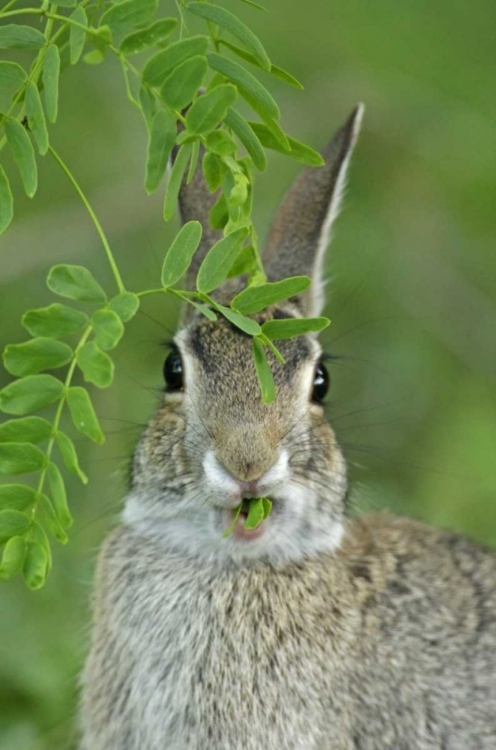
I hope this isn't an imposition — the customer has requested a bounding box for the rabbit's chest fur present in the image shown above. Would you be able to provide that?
[81,517,496,750]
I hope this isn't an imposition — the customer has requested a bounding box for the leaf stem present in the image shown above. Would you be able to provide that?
[48,146,126,294]
[33,324,92,525]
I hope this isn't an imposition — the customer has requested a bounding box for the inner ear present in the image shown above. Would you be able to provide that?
[263,104,364,317]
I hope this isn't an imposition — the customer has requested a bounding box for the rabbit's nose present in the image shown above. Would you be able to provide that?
[203,450,289,494]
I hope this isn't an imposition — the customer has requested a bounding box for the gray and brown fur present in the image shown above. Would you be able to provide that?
[80,105,496,749]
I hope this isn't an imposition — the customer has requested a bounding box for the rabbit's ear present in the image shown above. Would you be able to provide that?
[263,104,364,316]
[176,147,223,290]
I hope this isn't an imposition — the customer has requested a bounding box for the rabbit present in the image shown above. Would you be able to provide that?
[80,105,496,750]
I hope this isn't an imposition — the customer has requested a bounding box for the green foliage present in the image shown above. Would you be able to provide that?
[0,0,330,589]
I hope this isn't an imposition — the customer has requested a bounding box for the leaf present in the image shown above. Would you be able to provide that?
[205,129,237,156]
[69,7,88,65]
[251,115,289,151]
[0,443,45,476]
[252,337,275,403]
[197,227,248,293]
[83,49,105,66]
[0,165,13,235]
[187,2,270,70]
[220,40,303,89]
[207,53,279,121]
[145,109,176,194]
[56,431,88,483]
[232,276,311,314]
[47,462,73,529]
[143,36,209,88]
[0,375,64,415]
[202,151,224,192]
[222,503,242,537]
[53,0,77,6]
[0,61,26,92]
[228,173,248,208]
[163,142,192,221]
[0,509,31,543]
[77,342,114,388]
[209,192,229,230]
[215,304,261,335]
[43,45,60,123]
[0,536,26,581]
[239,0,268,10]
[223,107,267,170]
[0,417,52,444]
[248,123,324,166]
[23,540,48,590]
[66,386,105,444]
[91,309,124,351]
[32,520,52,574]
[5,119,37,198]
[100,0,158,35]
[22,304,89,338]
[47,265,107,304]
[0,25,45,50]
[39,494,68,544]
[108,292,140,322]
[139,85,157,130]
[159,55,207,111]
[185,84,237,135]
[119,18,177,55]
[158,222,201,288]
[227,244,257,278]
[244,496,264,529]
[0,485,37,511]
[25,82,49,156]
[185,300,217,321]
[187,139,200,184]
[3,338,72,377]
[261,317,330,339]
[262,497,272,519]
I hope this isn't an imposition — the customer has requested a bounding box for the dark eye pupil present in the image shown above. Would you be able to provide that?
[163,350,183,390]
[312,362,329,402]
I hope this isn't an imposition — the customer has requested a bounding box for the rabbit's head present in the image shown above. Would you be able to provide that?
[124,106,364,564]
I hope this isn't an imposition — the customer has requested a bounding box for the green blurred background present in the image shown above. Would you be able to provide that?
[1,0,496,747]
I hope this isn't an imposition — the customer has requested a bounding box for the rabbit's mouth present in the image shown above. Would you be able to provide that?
[223,499,268,542]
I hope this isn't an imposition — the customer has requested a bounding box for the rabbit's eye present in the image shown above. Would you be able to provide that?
[164,349,183,391]
[312,361,329,402]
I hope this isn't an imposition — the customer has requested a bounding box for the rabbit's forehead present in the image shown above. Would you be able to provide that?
[176,310,320,401]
